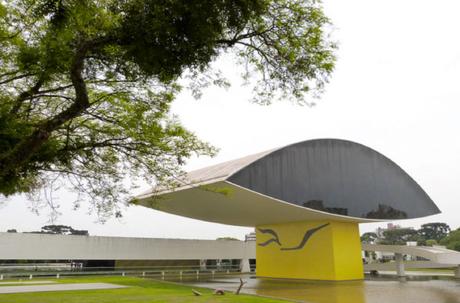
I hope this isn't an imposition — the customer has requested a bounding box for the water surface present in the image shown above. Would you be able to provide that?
[180,274,460,303]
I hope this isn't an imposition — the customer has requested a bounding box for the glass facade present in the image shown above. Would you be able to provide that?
[228,139,439,220]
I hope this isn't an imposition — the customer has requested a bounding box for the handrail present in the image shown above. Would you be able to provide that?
[0,266,254,280]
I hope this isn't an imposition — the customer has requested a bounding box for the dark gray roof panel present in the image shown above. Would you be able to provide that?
[228,139,440,220]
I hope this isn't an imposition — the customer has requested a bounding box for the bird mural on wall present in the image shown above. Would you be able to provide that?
[257,223,330,251]
[258,227,283,247]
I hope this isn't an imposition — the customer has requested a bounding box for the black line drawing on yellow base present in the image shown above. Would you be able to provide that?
[257,223,330,251]
[280,223,330,250]
[257,228,282,246]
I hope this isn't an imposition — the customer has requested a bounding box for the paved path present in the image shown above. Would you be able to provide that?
[374,270,455,277]
[362,244,460,264]
[0,283,127,294]
[0,281,56,285]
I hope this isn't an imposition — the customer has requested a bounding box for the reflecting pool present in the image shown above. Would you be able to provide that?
[180,274,460,303]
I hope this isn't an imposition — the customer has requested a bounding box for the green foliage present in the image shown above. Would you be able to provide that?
[380,228,420,245]
[418,222,450,243]
[363,223,457,247]
[360,232,378,244]
[0,0,336,218]
[37,224,89,235]
[216,237,240,241]
[440,228,460,252]
[199,185,234,196]
[425,239,437,246]
[118,0,268,82]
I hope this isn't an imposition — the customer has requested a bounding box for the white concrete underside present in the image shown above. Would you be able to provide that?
[138,181,381,227]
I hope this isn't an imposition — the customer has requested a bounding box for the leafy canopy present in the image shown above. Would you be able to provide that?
[35,224,89,235]
[440,228,460,252]
[418,222,451,243]
[360,232,378,244]
[0,0,336,218]
[380,228,420,245]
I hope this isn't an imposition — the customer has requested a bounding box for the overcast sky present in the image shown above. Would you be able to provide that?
[1,0,459,239]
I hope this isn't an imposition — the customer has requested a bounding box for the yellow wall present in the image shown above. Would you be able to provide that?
[256,220,363,281]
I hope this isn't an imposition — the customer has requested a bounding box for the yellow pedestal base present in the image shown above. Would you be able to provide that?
[256,220,363,281]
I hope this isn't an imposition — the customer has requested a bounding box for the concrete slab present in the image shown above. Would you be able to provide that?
[0,283,127,294]
[374,270,454,277]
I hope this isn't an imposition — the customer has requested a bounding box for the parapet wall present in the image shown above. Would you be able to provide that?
[0,232,256,260]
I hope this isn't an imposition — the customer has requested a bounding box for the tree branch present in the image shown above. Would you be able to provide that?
[38,84,73,94]
[9,77,44,114]
[0,72,35,85]
[0,42,93,177]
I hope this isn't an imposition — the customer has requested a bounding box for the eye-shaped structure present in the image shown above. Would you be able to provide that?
[136,139,439,225]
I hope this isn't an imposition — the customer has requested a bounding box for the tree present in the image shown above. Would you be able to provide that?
[425,239,437,246]
[216,237,240,241]
[418,223,450,243]
[41,225,73,234]
[380,228,419,245]
[32,224,89,235]
[440,228,460,252]
[360,232,378,244]
[0,0,335,218]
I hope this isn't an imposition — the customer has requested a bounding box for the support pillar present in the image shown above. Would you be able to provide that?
[395,253,405,277]
[455,265,460,279]
[256,220,363,281]
[240,258,251,273]
[199,260,207,271]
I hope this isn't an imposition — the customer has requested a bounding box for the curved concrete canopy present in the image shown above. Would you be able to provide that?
[136,139,440,226]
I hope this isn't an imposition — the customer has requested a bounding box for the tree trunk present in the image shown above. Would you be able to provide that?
[235,278,247,295]
[0,46,90,178]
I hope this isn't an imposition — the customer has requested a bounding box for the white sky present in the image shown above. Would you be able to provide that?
[1,0,459,239]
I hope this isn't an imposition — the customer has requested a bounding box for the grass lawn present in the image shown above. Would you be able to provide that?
[0,276,289,303]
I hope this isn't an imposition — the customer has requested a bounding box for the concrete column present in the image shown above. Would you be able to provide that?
[240,258,251,273]
[256,221,363,280]
[455,265,460,278]
[199,260,207,271]
[395,253,405,277]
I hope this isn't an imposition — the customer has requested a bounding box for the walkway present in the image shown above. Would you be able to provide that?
[0,283,127,294]
[362,244,460,277]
